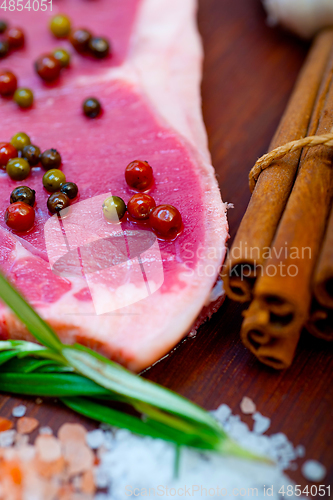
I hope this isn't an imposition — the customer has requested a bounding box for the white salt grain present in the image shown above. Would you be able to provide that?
[211,403,231,424]
[12,405,26,417]
[0,430,16,447]
[302,460,326,482]
[240,396,256,414]
[86,429,105,449]
[39,426,53,435]
[296,445,305,458]
[253,412,271,434]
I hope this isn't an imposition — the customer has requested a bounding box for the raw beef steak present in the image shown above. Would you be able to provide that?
[0,0,228,371]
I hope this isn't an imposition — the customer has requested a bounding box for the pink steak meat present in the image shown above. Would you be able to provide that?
[0,0,228,371]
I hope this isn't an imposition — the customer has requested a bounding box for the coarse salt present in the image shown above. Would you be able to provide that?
[86,429,105,450]
[0,429,16,447]
[253,412,271,434]
[301,460,326,482]
[39,426,53,435]
[240,396,256,414]
[12,405,27,417]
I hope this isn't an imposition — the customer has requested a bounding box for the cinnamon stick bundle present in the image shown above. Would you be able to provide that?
[222,30,333,303]
[241,57,333,369]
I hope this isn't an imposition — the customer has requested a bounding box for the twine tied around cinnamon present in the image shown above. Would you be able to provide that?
[249,127,333,192]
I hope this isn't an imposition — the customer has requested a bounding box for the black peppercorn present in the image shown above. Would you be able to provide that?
[89,37,110,59]
[60,182,78,200]
[0,20,7,34]
[41,148,62,170]
[83,97,101,118]
[47,192,70,214]
[70,28,92,53]
[22,145,41,166]
[10,186,36,207]
[0,40,9,59]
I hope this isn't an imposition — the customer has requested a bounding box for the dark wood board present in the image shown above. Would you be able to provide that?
[1,0,332,491]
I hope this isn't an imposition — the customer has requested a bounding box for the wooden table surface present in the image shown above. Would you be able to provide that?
[1,0,332,492]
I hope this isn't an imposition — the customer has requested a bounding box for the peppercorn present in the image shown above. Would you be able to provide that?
[10,132,31,151]
[6,158,30,181]
[6,27,25,49]
[5,202,35,232]
[89,37,110,58]
[10,186,36,207]
[0,40,9,59]
[102,196,126,222]
[53,48,71,68]
[47,192,70,214]
[149,205,182,238]
[83,97,101,118]
[127,193,156,220]
[70,28,92,53]
[41,149,62,170]
[35,54,61,82]
[0,143,17,168]
[49,14,71,38]
[43,169,66,192]
[60,182,78,199]
[0,20,7,34]
[0,71,17,96]
[22,145,41,166]
[125,160,154,191]
[14,88,34,108]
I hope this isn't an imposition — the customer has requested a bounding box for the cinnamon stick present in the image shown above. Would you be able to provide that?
[312,204,333,309]
[306,205,333,341]
[306,303,333,341]
[241,54,333,369]
[222,30,333,302]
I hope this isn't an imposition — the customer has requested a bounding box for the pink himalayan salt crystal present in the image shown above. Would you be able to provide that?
[58,423,87,444]
[17,417,39,435]
[58,423,94,477]
[240,397,256,415]
[35,435,62,463]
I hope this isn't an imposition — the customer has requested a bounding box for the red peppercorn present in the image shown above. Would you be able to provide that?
[6,27,25,49]
[0,142,18,168]
[5,202,35,232]
[127,193,156,220]
[0,71,18,96]
[149,205,182,238]
[35,54,61,82]
[125,160,153,191]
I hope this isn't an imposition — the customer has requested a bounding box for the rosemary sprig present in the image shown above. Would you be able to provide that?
[0,272,262,460]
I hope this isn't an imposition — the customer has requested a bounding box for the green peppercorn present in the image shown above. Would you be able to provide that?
[10,186,35,207]
[6,158,30,181]
[13,88,34,108]
[83,97,101,118]
[53,47,71,68]
[50,14,71,38]
[47,192,70,214]
[0,40,9,59]
[60,182,78,200]
[41,148,62,170]
[0,20,7,34]
[102,196,126,222]
[89,37,110,59]
[22,144,41,166]
[10,132,31,151]
[43,169,66,192]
